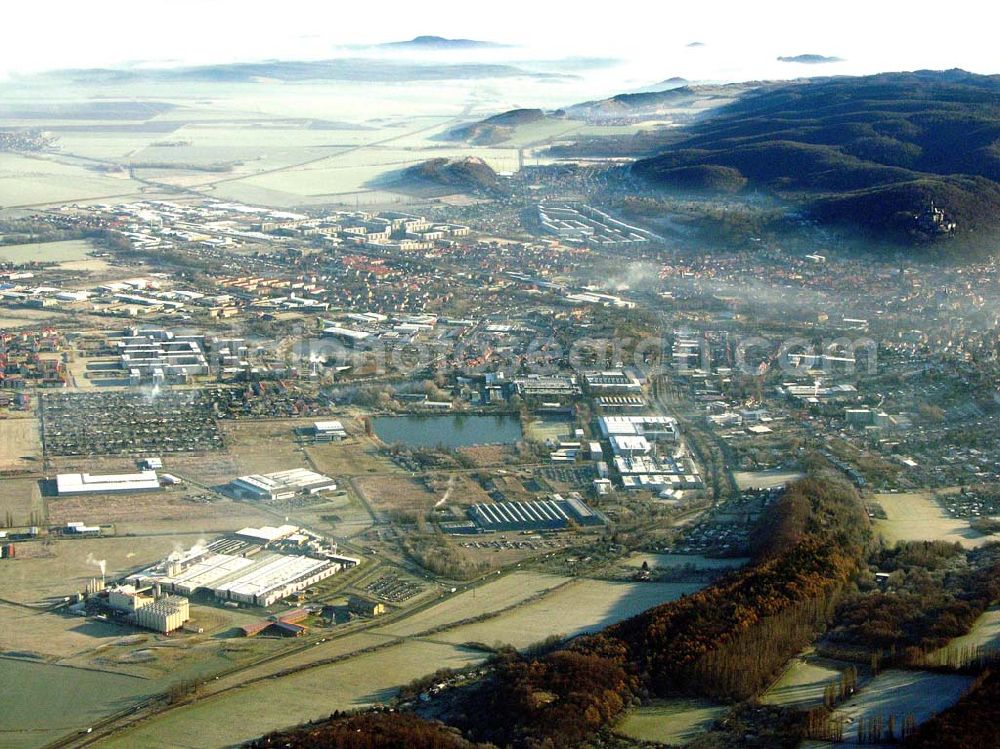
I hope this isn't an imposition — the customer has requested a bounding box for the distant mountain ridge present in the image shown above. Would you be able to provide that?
[443,83,746,145]
[444,108,546,145]
[633,69,1000,250]
[37,58,552,84]
[627,76,690,94]
[566,83,748,119]
[379,35,508,50]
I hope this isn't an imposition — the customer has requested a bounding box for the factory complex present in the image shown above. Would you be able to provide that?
[127,525,358,608]
[56,470,163,495]
[105,585,190,633]
[467,495,606,533]
[228,468,338,501]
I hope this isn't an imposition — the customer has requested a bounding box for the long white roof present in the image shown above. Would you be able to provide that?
[56,471,160,494]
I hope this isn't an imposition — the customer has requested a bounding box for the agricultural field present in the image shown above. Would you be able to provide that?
[455,444,513,466]
[94,639,485,749]
[45,487,275,535]
[0,657,153,749]
[305,437,399,477]
[0,308,64,330]
[428,473,493,506]
[0,153,141,208]
[202,631,391,691]
[0,600,127,660]
[0,477,44,525]
[433,579,702,649]
[224,144,520,197]
[216,418,316,477]
[874,491,988,548]
[928,605,1000,665]
[761,651,862,709]
[0,238,97,265]
[78,627,282,683]
[153,451,243,489]
[373,571,570,638]
[614,699,728,745]
[0,417,42,471]
[354,473,439,516]
[274,490,373,541]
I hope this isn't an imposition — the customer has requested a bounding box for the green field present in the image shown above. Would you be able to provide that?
[0,153,141,208]
[373,571,570,637]
[615,698,728,745]
[94,640,483,749]
[875,491,988,549]
[760,653,858,709]
[927,604,1000,666]
[0,238,98,264]
[0,658,152,749]
[524,416,573,443]
[433,579,702,649]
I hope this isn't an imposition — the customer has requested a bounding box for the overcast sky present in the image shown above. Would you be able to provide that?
[1,0,998,80]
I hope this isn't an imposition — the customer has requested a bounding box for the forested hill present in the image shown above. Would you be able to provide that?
[632,70,1000,250]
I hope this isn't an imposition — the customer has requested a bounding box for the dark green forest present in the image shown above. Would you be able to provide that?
[633,70,1000,251]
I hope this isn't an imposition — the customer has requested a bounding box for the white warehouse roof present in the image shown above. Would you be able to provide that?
[56,471,161,495]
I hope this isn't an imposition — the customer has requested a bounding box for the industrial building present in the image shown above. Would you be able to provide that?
[228,468,337,501]
[468,495,605,533]
[105,584,190,633]
[114,329,209,384]
[129,549,343,607]
[537,202,652,248]
[321,325,372,347]
[512,374,580,401]
[241,608,310,637]
[234,524,302,545]
[348,595,386,617]
[598,415,680,449]
[127,526,358,608]
[608,434,652,457]
[56,470,162,496]
[62,521,101,536]
[312,420,347,442]
[595,395,646,412]
[133,595,190,633]
[582,370,643,394]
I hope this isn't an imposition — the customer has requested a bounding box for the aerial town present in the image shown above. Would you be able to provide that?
[3,7,1000,749]
[6,175,1000,748]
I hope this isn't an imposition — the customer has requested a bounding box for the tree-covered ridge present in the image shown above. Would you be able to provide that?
[247,712,485,749]
[633,70,1000,250]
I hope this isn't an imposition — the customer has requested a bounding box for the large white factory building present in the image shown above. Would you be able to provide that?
[127,525,356,608]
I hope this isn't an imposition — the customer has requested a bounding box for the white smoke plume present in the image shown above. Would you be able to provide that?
[86,553,107,578]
